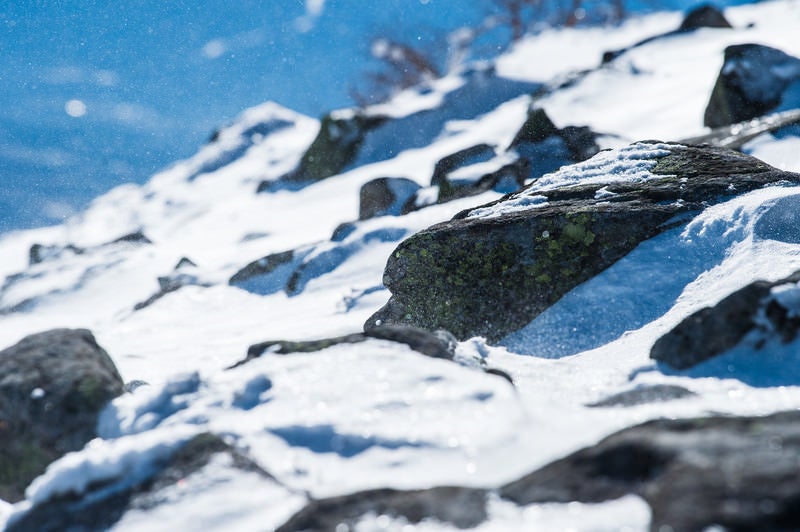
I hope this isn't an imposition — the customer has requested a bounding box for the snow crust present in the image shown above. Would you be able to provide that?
[2,2,800,530]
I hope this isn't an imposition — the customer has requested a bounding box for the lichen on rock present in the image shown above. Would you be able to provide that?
[368,143,800,341]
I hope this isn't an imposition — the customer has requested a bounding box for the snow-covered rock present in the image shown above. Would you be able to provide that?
[370,142,798,341]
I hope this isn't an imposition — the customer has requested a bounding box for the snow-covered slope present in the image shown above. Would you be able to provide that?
[2,1,800,530]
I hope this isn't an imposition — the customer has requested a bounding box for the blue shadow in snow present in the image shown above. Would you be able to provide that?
[269,424,432,458]
[657,341,800,388]
[501,217,745,358]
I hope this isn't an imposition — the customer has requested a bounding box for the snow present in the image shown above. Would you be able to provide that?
[2,1,800,530]
[468,142,673,219]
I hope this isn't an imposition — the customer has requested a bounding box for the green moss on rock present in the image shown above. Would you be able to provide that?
[368,144,800,342]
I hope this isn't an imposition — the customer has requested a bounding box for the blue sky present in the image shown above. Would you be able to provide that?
[0,0,747,233]
[0,1,491,232]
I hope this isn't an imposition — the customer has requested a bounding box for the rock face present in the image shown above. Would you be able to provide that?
[0,329,124,502]
[499,410,800,531]
[368,143,799,341]
[704,44,800,128]
[652,269,800,369]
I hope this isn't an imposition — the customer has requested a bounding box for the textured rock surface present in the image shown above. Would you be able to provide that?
[500,410,800,531]
[369,143,798,341]
[0,329,124,502]
[704,44,800,128]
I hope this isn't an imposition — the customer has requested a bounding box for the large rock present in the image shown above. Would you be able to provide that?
[368,143,799,341]
[652,269,800,369]
[0,329,124,502]
[499,410,800,531]
[704,44,800,128]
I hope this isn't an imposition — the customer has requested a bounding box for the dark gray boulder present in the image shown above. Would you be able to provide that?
[704,44,800,128]
[651,281,773,369]
[431,144,507,202]
[107,230,152,245]
[367,143,799,342]
[0,329,124,502]
[652,269,800,369]
[359,177,422,220]
[499,410,800,531]
[277,486,488,531]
